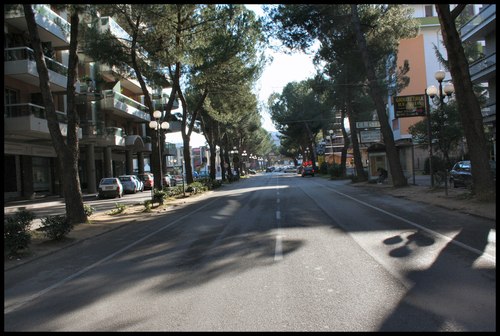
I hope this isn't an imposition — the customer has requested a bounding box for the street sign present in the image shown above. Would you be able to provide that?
[394,94,426,118]
[360,129,382,143]
[356,120,380,129]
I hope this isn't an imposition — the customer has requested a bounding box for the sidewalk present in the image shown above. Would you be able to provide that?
[4,193,99,232]
[352,180,496,221]
[5,193,98,209]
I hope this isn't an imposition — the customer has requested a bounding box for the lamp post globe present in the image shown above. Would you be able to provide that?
[153,110,162,119]
[444,82,455,96]
[426,85,438,98]
[434,69,446,82]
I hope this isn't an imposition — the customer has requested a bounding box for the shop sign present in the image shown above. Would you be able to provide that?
[394,94,426,118]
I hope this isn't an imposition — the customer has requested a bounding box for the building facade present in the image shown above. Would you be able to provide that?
[384,4,495,182]
[4,5,208,202]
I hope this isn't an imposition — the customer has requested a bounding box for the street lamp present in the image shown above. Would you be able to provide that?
[230,146,239,177]
[149,110,169,193]
[426,69,455,196]
[241,150,247,175]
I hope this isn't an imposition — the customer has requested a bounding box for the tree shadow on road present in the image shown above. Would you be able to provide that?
[378,223,495,331]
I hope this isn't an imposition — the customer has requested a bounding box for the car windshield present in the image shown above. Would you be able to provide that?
[458,162,471,171]
[101,179,117,185]
[119,176,131,182]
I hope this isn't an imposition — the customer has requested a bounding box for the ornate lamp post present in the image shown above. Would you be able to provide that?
[426,69,455,195]
[229,147,239,177]
[149,110,169,193]
[241,150,247,175]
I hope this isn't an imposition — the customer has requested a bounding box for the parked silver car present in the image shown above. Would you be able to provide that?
[163,173,177,187]
[118,175,144,193]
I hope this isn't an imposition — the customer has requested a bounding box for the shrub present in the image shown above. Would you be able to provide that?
[4,209,36,255]
[319,161,329,175]
[186,182,207,194]
[83,204,95,217]
[39,215,74,240]
[328,163,343,178]
[109,203,127,215]
[143,200,152,212]
[153,189,168,204]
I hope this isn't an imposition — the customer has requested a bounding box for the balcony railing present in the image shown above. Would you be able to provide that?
[5,4,70,44]
[164,143,177,156]
[4,103,67,123]
[101,89,150,121]
[32,4,71,38]
[469,52,496,82]
[100,16,149,58]
[4,47,68,77]
[460,4,496,42]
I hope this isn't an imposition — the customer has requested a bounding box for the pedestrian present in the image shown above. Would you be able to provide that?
[377,167,388,184]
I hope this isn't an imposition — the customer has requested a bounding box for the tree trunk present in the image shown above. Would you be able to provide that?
[24,5,87,224]
[350,4,407,186]
[435,5,495,200]
[182,136,194,185]
[347,99,367,181]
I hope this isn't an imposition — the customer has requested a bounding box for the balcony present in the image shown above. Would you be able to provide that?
[4,4,71,47]
[469,52,496,83]
[99,17,149,58]
[460,4,496,43]
[481,103,496,123]
[100,63,150,94]
[4,47,68,92]
[4,103,81,140]
[164,143,177,156]
[100,90,150,122]
[105,127,126,147]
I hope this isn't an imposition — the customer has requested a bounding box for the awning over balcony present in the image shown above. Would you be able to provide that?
[164,131,207,147]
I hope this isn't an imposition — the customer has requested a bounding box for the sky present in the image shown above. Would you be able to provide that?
[246,5,318,133]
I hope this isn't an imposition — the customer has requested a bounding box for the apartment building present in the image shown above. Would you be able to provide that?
[382,4,495,181]
[4,5,178,201]
[460,4,496,161]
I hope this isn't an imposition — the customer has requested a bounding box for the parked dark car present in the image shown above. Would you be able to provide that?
[301,165,315,177]
[449,160,496,188]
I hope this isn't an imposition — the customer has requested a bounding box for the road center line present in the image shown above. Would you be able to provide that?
[274,174,283,262]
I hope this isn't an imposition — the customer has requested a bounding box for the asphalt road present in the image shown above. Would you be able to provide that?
[4,173,496,331]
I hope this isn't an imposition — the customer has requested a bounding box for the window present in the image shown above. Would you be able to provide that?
[5,88,19,117]
[425,5,434,17]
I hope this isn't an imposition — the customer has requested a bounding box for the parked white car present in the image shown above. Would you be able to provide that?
[98,177,123,199]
